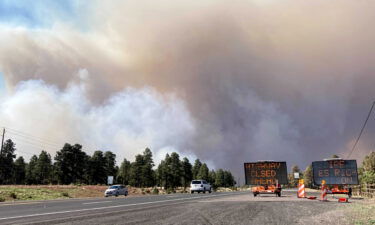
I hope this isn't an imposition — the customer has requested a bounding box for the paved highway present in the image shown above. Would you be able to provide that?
[0,190,354,224]
[0,191,245,224]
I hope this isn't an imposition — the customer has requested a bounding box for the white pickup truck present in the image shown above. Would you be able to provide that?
[190,180,212,194]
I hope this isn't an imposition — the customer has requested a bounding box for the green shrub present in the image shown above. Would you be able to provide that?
[230,187,238,191]
[61,192,70,197]
[0,197,5,202]
[9,192,17,199]
[152,188,159,195]
[166,187,174,194]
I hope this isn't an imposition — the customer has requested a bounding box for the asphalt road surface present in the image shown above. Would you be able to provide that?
[0,190,357,225]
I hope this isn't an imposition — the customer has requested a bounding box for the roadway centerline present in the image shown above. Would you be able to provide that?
[0,192,245,221]
[0,201,44,206]
[82,201,113,205]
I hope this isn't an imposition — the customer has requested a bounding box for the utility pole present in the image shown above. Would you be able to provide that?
[0,128,5,155]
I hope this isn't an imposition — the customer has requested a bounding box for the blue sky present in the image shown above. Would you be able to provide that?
[0,0,90,94]
[0,0,88,28]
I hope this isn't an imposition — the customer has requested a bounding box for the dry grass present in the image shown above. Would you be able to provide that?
[346,199,375,225]
[0,185,108,201]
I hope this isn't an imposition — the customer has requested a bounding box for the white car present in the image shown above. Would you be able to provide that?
[190,180,212,194]
[105,185,128,197]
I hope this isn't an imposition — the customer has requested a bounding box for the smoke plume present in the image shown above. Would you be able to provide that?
[0,0,374,178]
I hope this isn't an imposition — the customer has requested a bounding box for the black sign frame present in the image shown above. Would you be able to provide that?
[244,161,288,185]
[312,160,359,185]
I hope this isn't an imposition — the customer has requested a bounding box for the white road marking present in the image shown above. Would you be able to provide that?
[165,195,181,198]
[83,201,112,205]
[0,192,243,221]
[0,202,44,206]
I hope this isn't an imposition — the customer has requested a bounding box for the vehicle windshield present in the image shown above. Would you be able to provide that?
[109,186,119,189]
[191,181,201,184]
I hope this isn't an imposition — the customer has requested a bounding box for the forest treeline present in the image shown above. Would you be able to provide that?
[0,139,236,188]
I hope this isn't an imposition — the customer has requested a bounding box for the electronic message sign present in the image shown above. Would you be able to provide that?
[312,160,358,185]
[244,161,288,185]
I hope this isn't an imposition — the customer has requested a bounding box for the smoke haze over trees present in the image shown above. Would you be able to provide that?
[0,139,235,188]
[0,0,375,179]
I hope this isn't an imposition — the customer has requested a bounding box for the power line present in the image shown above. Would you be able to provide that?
[0,126,96,158]
[14,150,36,156]
[346,101,375,159]
[2,126,62,146]
[6,137,60,152]
[6,130,62,147]
[3,133,62,156]
[5,131,62,149]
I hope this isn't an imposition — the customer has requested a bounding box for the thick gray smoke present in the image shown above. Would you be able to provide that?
[0,0,374,179]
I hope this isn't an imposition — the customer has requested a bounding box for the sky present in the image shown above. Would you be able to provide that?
[0,0,374,180]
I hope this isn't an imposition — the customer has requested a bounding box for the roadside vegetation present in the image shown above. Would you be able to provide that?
[0,185,107,202]
[345,199,375,225]
[0,139,236,202]
[0,185,240,202]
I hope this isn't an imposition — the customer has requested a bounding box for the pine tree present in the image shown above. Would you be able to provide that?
[0,139,16,184]
[181,157,193,189]
[360,151,375,184]
[104,151,117,178]
[163,153,173,189]
[208,170,216,185]
[142,148,155,187]
[13,156,26,184]
[88,151,107,184]
[156,160,164,187]
[192,159,202,179]
[223,170,235,187]
[35,151,52,184]
[215,169,224,187]
[117,158,131,185]
[156,154,173,189]
[26,155,38,184]
[170,152,182,188]
[303,165,313,188]
[129,154,144,187]
[54,143,88,184]
[197,163,209,181]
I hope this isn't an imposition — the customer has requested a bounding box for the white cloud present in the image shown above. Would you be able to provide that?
[0,77,196,163]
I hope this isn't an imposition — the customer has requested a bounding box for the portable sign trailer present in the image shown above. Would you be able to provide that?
[312,159,358,197]
[244,161,288,197]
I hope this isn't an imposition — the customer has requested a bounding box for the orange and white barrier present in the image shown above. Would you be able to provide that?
[320,182,328,201]
[297,179,306,198]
